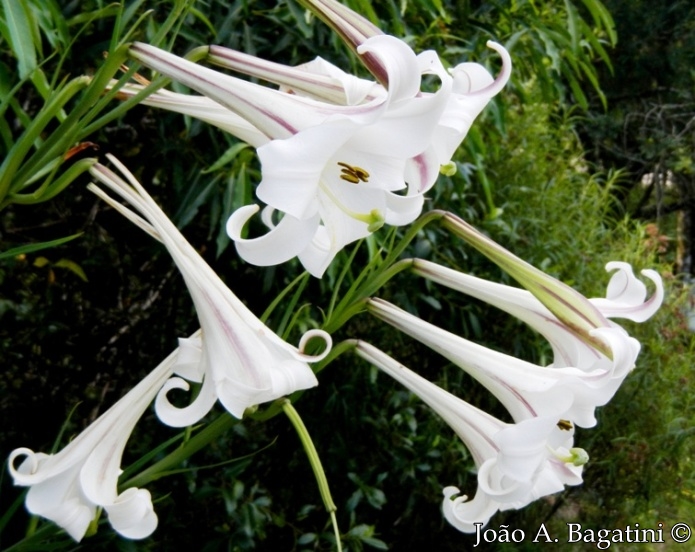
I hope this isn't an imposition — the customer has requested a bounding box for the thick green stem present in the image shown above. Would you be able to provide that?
[324,210,445,334]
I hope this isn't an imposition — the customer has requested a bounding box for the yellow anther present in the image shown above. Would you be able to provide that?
[557,419,573,431]
[337,162,370,183]
[353,167,370,180]
[340,173,360,184]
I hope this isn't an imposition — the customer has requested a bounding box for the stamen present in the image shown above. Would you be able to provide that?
[318,175,384,233]
[340,173,360,184]
[337,162,370,184]
[557,419,573,431]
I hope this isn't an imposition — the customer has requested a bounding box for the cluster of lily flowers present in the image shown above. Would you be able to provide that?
[8,0,664,544]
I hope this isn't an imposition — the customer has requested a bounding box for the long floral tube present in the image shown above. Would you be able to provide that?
[352,340,585,533]
[411,258,663,370]
[367,297,636,428]
[441,212,619,357]
[88,155,331,425]
[297,0,386,84]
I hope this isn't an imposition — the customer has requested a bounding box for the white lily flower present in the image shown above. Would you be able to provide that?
[412,259,663,374]
[368,297,634,428]
[442,211,623,358]
[115,83,269,148]
[353,341,584,532]
[204,46,384,107]
[130,36,452,276]
[7,350,178,541]
[298,0,512,168]
[129,26,510,277]
[88,155,331,424]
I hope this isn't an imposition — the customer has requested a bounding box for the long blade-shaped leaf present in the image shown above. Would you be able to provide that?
[0,233,82,261]
[1,0,37,78]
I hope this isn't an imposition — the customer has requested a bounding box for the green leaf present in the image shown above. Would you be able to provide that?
[202,142,251,174]
[564,0,579,53]
[29,0,70,51]
[580,0,617,45]
[53,258,88,282]
[175,174,219,229]
[0,232,82,261]
[1,0,37,78]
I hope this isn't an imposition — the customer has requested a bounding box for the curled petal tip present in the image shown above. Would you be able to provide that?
[297,329,333,362]
[469,41,512,99]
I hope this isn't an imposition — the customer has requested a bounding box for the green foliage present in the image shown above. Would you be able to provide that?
[1,0,691,551]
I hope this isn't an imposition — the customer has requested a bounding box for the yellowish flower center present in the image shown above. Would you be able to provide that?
[315,162,384,232]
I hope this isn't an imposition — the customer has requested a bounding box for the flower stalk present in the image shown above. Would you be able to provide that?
[282,400,342,551]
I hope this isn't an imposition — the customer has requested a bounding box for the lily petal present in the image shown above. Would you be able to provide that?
[591,262,664,322]
[432,41,512,165]
[367,297,627,428]
[354,341,584,532]
[8,349,177,541]
[89,156,332,424]
[226,205,321,268]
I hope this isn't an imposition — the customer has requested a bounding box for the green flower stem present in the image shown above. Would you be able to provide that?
[119,412,238,490]
[79,72,169,138]
[282,399,342,552]
[330,511,342,551]
[322,259,412,334]
[324,210,445,334]
[311,338,358,376]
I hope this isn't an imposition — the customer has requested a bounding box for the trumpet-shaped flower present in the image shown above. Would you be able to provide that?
[353,341,585,532]
[129,19,510,276]
[130,37,450,276]
[441,211,627,357]
[368,297,635,428]
[298,0,512,167]
[8,349,178,541]
[88,155,331,425]
[412,259,664,373]
[115,82,269,148]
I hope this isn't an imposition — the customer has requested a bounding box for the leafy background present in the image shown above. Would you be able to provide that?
[1,0,693,550]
